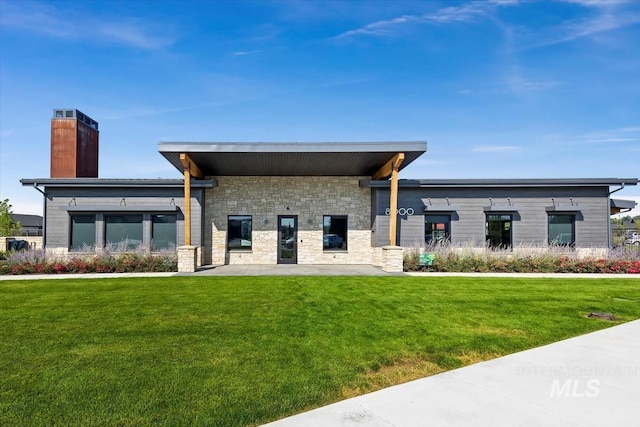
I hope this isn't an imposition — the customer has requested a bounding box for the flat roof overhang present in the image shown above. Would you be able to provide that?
[362,178,640,188]
[20,178,215,188]
[610,198,637,215]
[157,142,427,178]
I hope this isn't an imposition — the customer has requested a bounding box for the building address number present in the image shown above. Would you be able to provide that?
[385,207,415,216]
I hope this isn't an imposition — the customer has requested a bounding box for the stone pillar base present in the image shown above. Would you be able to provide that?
[382,246,404,273]
[177,246,198,273]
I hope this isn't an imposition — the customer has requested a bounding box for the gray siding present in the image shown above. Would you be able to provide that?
[373,186,610,247]
[43,187,204,250]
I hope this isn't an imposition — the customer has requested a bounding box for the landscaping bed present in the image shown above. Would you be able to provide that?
[404,245,640,273]
[0,248,177,275]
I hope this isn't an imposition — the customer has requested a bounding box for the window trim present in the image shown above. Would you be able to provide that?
[547,213,576,247]
[485,213,513,249]
[227,215,253,251]
[425,214,451,245]
[69,214,97,251]
[323,215,348,251]
[104,213,144,251]
[151,214,177,251]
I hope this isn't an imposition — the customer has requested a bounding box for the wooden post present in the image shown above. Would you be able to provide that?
[373,152,404,246]
[389,163,399,246]
[184,168,191,246]
[179,153,203,247]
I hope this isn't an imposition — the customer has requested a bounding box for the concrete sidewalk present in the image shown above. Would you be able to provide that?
[263,320,640,427]
[192,264,395,276]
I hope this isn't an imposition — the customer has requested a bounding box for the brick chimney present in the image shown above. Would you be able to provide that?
[50,109,99,178]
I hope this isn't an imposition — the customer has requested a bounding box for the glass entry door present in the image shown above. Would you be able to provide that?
[278,216,298,264]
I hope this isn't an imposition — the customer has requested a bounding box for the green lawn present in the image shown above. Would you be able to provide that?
[1,276,639,426]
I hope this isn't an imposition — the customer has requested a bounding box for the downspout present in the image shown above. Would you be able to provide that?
[607,183,625,248]
[32,183,47,249]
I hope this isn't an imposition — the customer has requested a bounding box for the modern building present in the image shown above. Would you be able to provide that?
[21,109,639,270]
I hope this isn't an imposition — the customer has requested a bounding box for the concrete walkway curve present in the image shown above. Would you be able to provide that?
[263,320,640,427]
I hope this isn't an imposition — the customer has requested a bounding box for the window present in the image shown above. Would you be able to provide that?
[228,215,252,249]
[152,214,177,250]
[70,214,95,251]
[105,214,143,250]
[486,214,512,249]
[425,215,451,245]
[548,214,575,246]
[323,215,347,250]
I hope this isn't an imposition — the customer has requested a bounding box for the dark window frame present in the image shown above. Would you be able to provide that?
[69,214,96,251]
[485,213,513,249]
[323,215,348,251]
[227,215,253,250]
[151,214,177,251]
[104,213,144,251]
[548,214,576,247]
[425,214,451,245]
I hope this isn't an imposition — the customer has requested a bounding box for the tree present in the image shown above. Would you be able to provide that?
[0,199,22,236]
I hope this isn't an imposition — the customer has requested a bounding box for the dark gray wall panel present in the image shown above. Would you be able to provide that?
[373,186,611,247]
[44,187,203,249]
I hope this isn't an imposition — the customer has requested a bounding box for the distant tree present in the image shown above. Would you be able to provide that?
[0,199,21,236]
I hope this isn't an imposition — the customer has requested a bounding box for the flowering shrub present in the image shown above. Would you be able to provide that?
[0,247,177,275]
[404,243,640,274]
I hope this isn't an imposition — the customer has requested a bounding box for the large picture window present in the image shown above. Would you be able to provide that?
[70,214,96,251]
[323,215,347,250]
[152,214,177,250]
[486,214,512,249]
[228,215,252,250]
[548,214,575,246]
[105,214,143,250]
[425,215,451,245]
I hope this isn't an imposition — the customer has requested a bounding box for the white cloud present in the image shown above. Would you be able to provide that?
[561,0,632,7]
[506,76,562,95]
[333,1,513,40]
[472,145,520,152]
[233,50,262,56]
[0,1,174,50]
[581,126,640,144]
[518,9,640,50]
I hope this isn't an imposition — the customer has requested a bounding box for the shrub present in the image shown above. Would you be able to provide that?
[0,245,177,275]
[404,243,640,274]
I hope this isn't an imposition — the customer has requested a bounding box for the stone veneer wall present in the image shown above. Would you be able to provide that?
[203,176,373,265]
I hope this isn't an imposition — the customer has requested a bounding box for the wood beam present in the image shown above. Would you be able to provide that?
[184,168,191,246]
[180,153,202,246]
[387,153,404,246]
[179,153,204,179]
[373,152,405,180]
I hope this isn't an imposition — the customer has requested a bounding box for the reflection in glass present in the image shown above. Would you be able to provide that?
[105,214,143,250]
[323,215,347,250]
[425,214,451,244]
[486,214,512,249]
[228,215,252,249]
[279,216,296,260]
[70,214,96,251]
[152,214,177,250]
[548,214,575,246]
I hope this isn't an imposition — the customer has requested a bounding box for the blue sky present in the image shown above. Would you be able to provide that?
[1,0,639,216]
